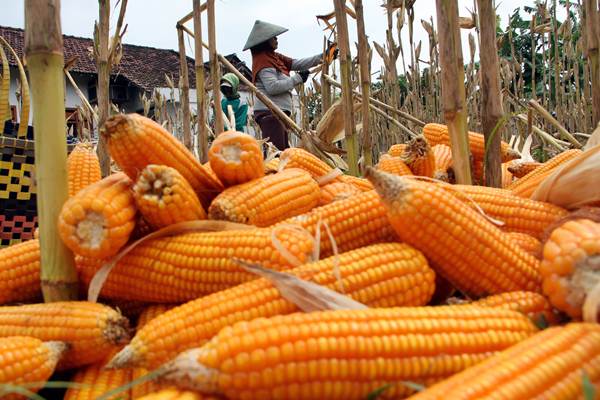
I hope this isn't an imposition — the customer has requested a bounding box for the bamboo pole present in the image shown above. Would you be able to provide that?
[192,0,208,162]
[64,68,97,122]
[355,0,372,168]
[584,0,600,127]
[207,0,223,136]
[25,0,78,301]
[321,37,332,113]
[176,25,192,150]
[436,0,472,184]
[96,0,111,176]
[477,0,503,188]
[528,99,582,147]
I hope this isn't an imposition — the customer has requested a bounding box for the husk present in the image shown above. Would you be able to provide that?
[316,99,361,144]
[531,144,600,209]
[234,259,367,312]
[584,122,600,151]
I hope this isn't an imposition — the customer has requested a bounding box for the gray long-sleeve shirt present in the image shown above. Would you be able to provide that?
[254,54,322,113]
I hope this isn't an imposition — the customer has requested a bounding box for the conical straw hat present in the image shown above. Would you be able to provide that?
[243,20,288,51]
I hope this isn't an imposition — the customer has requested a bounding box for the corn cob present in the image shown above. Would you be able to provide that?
[279,147,339,181]
[501,162,514,188]
[67,142,102,197]
[102,113,224,209]
[0,337,66,400]
[0,302,129,369]
[507,232,542,258]
[470,291,556,324]
[77,227,315,303]
[0,239,41,305]
[540,218,600,318]
[507,149,582,198]
[449,184,568,239]
[64,349,133,400]
[387,143,407,157]
[264,157,280,174]
[423,123,520,163]
[208,169,319,227]
[318,181,361,206]
[135,390,216,400]
[507,160,543,178]
[161,306,538,399]
[279,190,397,258]
[58,172,137,259]
[338,174,373,191]
[366,168,542,297]
[133,165,206,230]
[402,136,436,177]
[202,161,221,186]
[208,131,264,187]
[409,323,600,400]
[375,154,413,176]
[432,144,452,181]
[109,243,435,369]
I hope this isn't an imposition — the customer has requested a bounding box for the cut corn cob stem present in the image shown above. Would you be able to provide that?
[0,337,66,399]
[375,154,413,176]
[0,302,130,369]
[77,227,315,303]
[366,168,542,297]
[58,172,137,259]
[0,238,41,305]
[160,307,538,399]
[318,181,361,206]
[408,323,600,400]
[507,232,542,258]
[507,149,582,198]
[208,131,264,187]
[109,243,435,369]
[133,165,206,230]
[401,136,436,177]
[278,190,397,258]
[208,168,320,227]
[102,113,224,209]
[67,142,102,197]
[540,218,600,318]
[468,291,556,324]
[448,184,568,239]
[507,160,543,178]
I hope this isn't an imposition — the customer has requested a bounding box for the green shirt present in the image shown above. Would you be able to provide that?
[221,98,248,132]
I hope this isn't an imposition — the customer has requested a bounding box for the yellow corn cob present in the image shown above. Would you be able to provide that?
[540,218,600,318]
[387,143,407,157]
[507,232,542,258]
[67,142,102,197]
[375,154,413,176]
[162,307,538,399]
[135,389,217,400]
[501,162,514,188]
[338,174,373,191]
[0,239,41,305]
[423,123,520,163]
[76,227,315,302]
[402,136,436,177]
[432,144,452,181]
[64,349,133,400]
[133,165,206,230]
[264,157,280,175]
[58,172,137,259]
[0,302,129,369]
[208,168,320,227]
[208,131,264,187]
[507,160,543,178]
[507,149,582,198]
[318,181,361,206]
[102,113,224,209]
[470,291,556,324]
[409,323,600,400]
[109,243,435,369]
[279,190,397,258]
[449,184,568,239]
[366,168,542,297]
[0,337,66,400]
[279,147,339,181]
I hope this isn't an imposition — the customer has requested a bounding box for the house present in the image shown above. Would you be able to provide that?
[0,25,253,138]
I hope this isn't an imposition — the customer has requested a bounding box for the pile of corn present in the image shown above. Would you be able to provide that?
[0,115,598,400]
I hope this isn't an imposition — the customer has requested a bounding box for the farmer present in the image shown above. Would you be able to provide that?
[243,20,337,150]
[219,73,249,132]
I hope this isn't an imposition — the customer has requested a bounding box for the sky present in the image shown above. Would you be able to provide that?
[0,0,551,78]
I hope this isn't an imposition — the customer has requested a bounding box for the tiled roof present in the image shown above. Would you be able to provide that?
[0,25,251,92]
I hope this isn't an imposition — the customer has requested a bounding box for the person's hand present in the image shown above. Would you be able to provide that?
[298,70,310,83]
